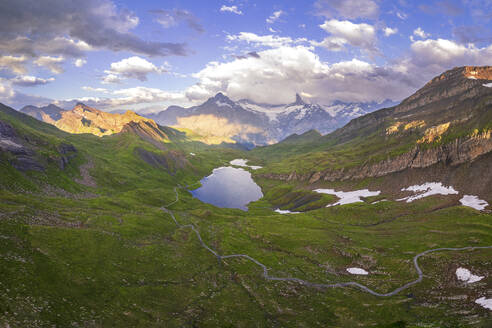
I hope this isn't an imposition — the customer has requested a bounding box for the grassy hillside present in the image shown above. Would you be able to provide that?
[0,103,491,327]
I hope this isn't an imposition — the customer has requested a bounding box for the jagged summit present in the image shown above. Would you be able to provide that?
[292,93,305,106]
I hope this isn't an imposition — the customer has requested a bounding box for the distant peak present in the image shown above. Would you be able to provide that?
[288,93,305,106]
[214,92,228,100]
[208,92,235,105]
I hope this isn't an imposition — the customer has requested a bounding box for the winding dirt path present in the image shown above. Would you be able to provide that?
[162,187,492,297]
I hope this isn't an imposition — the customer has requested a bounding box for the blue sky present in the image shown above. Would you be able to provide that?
[0,0,491,111]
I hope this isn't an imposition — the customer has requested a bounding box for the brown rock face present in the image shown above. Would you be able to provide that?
[54,104,161,138]
[463,66,492,80]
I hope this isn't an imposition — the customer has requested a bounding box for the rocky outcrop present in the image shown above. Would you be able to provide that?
[53,103,162,138]
[1,120,78,171]
[56,143,77,169]
[0,120,44,171]
[261,133,492,183]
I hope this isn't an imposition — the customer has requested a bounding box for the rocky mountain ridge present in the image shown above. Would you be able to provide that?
[20,102,170,145]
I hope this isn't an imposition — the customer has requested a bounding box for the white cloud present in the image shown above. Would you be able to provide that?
[0,80,15,99]
[184,45,414,104]
[0,78,52,108]
[413,27,430,39]
[0,0,187,58]
[151,9,204,32]
[396,11,408,20]
[266,10,284,24]
[55,86,186,109]
[82,86,109,93]
[101,73,122,84]
[315,19,377,53]
[315,0,379,19]
[227,32,306,48]
[34,56,65,74]
[410,38,492,69]
[384,27,398,37]
[102,56,167,83]
[11,75,55,87]
[220,5,243,15]
[0,55,28,74]
[74,58,87,67]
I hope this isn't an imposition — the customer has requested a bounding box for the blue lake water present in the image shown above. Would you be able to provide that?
[190,166,263,211]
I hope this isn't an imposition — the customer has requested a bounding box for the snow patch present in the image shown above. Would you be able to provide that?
[314,188,381,206]
[456,267,484,283]
[239,103,285,122]
[216,100,231,107]
[475,297,492,310]
[230,159,262,170]
[467,76,477,80]
[483,83,492,88]
[230,159,248,166]
[275,209,300,214]
[347,267,369,275]
[397,182,458,202]
[459,195,489,211]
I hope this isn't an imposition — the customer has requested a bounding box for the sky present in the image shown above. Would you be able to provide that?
[0,0,491,112]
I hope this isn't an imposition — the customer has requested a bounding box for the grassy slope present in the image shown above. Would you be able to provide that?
[0,105,491,327]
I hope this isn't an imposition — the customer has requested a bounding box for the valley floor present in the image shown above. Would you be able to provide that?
[1,162,491,327]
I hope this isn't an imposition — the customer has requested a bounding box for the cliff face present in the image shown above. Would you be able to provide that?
[263,130,492,183]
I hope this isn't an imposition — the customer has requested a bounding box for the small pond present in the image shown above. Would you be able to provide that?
[190,166,263,211]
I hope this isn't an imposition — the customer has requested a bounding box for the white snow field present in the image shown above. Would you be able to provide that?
[274,209,300,214]
[314,188,380,206]
[475,297,492,310]
[397,182,458,202]
[459,195,489,211]
[346,268,369,275]
[455,267,484,283]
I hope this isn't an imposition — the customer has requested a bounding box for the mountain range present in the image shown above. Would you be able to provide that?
[147,93,396,146]
[19,94,395,147]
